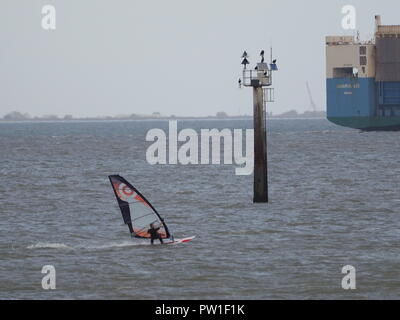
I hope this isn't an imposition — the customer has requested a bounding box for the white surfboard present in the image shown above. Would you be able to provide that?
[165,236,196,245]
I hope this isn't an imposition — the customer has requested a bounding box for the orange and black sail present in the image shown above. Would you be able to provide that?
[108,175,171,239]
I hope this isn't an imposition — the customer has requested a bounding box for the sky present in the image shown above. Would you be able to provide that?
[0,0,398,117]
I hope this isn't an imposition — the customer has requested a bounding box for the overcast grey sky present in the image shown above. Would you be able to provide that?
[0,0,398,117]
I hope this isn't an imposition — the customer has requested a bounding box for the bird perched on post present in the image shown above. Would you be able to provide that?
[260,50,265,63]
[273,59,277,64]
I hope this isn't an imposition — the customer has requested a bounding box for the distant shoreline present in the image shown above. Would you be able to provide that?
[1,111,327,122]
[0,116,327,123]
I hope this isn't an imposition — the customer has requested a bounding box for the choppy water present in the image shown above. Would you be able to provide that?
[0,119,399,300]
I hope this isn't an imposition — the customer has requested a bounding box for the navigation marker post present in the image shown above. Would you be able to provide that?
[239,49,278,203]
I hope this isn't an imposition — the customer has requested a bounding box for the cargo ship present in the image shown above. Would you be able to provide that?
[326,16,400,131]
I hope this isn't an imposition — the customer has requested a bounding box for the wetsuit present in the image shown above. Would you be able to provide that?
[148,226,164,245]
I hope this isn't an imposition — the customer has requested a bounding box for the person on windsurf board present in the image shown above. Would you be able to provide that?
[148,223,164,245]
[108,175,195,245]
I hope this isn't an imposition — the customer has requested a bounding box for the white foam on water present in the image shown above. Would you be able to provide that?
[27,242,72,250]
[84,240,149,250]
[25,238,190,251]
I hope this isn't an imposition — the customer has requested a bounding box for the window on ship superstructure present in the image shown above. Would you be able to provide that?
[333,67,353,78]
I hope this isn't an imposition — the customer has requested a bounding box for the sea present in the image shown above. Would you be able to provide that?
[0,118,399,300]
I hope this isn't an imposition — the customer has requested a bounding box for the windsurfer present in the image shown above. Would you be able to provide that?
[148,223,164,245]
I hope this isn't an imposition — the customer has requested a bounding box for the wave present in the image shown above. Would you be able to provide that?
[27,242,72,250]
[26,240,155,251]
[84,241,149,250]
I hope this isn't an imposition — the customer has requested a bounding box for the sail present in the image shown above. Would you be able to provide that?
[108,175,171,239]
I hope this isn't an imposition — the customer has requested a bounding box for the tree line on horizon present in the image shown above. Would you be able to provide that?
[1,110,326,121]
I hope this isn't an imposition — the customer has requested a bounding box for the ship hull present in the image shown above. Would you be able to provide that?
[327,78,400,131]
[328,116,400,131]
